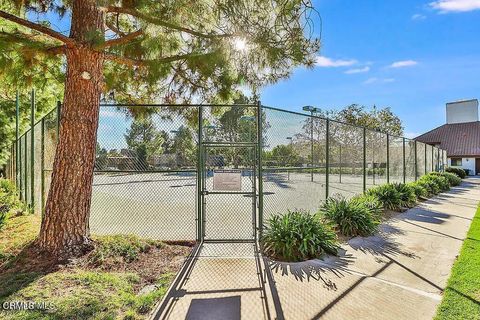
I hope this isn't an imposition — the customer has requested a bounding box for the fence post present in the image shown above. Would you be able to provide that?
[41,118,45,217]
[402,138,406,183]
[196,105,203,242]
[363,127,366,192]
[257,101,264,240]
[414,140,418,181]
[24,134,27,201]
[18,137,22,200]
[386,134,390,183]
[325,119,330,199]
[424,143,427,175]
[30,89,35,212]
[15,91,19,188]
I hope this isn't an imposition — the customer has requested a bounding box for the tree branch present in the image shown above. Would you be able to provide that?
[106,6,235,39]
[0,31,66,56]
[104,51,212,67]
[101,29,143,48]
[0,10,74,46]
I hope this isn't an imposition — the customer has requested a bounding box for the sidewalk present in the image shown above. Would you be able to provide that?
[152,177,479,320]
[268,177,480,319]
[153,242,275,320]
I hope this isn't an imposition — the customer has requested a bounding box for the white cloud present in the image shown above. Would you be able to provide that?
[315,56,357,67]
[389,60,418,68]
[430,0,480,12]
[344,66,370,74]
[363,77,395,85]
[411,13,427,20]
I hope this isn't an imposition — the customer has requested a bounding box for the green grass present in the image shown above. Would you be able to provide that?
[434,204,480,320]
[0,270,174,320]
[0,213,190,320]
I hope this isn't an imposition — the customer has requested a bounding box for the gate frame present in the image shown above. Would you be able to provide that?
[197,103,262,243]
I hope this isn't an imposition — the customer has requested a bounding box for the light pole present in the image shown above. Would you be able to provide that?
[286,136,293,181]
[302,105,320,182]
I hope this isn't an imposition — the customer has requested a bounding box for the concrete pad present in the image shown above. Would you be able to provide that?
[266,177,480,319]
[158,243,272,320]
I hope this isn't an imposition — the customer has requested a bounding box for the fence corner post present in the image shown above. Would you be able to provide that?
[363,127,366,192]
[30,89,35,212]
[15,91,19,188]
[257,100,264,241]
[386,134,390,184]
[325,119,330,200]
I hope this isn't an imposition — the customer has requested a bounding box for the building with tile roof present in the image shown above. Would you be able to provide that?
[415,99,480,175]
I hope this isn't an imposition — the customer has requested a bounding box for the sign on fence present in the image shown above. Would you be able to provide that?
[213,170,242,191]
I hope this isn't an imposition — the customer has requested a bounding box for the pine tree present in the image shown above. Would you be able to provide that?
[0,0,319,257]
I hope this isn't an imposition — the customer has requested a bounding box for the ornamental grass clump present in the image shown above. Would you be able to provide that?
[351,194,384,218]
[417,175,441,195]
[391,182,417,208]
[445,167,467,179]
[366,183,402,211]
[261,210,338,262]
[430,171,461,187]
[319,197,380,237]
[423,173,450,192]
[407,182,428,199]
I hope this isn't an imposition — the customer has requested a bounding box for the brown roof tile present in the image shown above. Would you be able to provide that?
[415,121,480,157]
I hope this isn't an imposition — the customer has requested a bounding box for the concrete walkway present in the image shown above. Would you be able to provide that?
[153,242,276,320]
[268,177,480,319]
[152,177,479,320]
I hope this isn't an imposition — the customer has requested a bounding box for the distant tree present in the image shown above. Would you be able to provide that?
[266,144,301,167]
[124,115,164,169]
[171,126,196,168]
[316,104,404,136]
[94,143,108,170]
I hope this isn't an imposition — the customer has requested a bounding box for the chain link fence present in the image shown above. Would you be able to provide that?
[4,100,448,242]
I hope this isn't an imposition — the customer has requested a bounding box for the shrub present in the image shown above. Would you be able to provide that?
[407,182,428,198]
[366,183,402,211]
[319,197,380,237]
[261,210,338,262]
[430,172,461,187]
[427,173,450,192]
[417,176,440,195]
[0,178,23,230]
[351,194,384,218]
[445,167,467,179]
[391,183,417,208]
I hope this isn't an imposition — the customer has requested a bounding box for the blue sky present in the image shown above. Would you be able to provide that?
[29,0,480,139]
[260,0,480,137]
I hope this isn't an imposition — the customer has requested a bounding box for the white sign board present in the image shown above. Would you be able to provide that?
[213,170,242,191]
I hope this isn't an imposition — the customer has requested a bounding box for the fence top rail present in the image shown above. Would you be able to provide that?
[10,101,447,156]
[16,106,57,139]
[263,105,409,140]
[99,103,257,107]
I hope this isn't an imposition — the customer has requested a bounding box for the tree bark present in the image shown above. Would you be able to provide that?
[38,0,105,257]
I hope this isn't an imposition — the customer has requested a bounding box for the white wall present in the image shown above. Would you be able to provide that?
[446,99,479,124]
[448,157,476,175]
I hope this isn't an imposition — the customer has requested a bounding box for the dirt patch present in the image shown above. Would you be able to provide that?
[76,242,193,291]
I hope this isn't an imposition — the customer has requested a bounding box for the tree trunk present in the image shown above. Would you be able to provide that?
[38,0,105,257]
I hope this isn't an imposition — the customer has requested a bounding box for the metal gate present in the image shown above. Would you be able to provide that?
[198,105,260,242]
